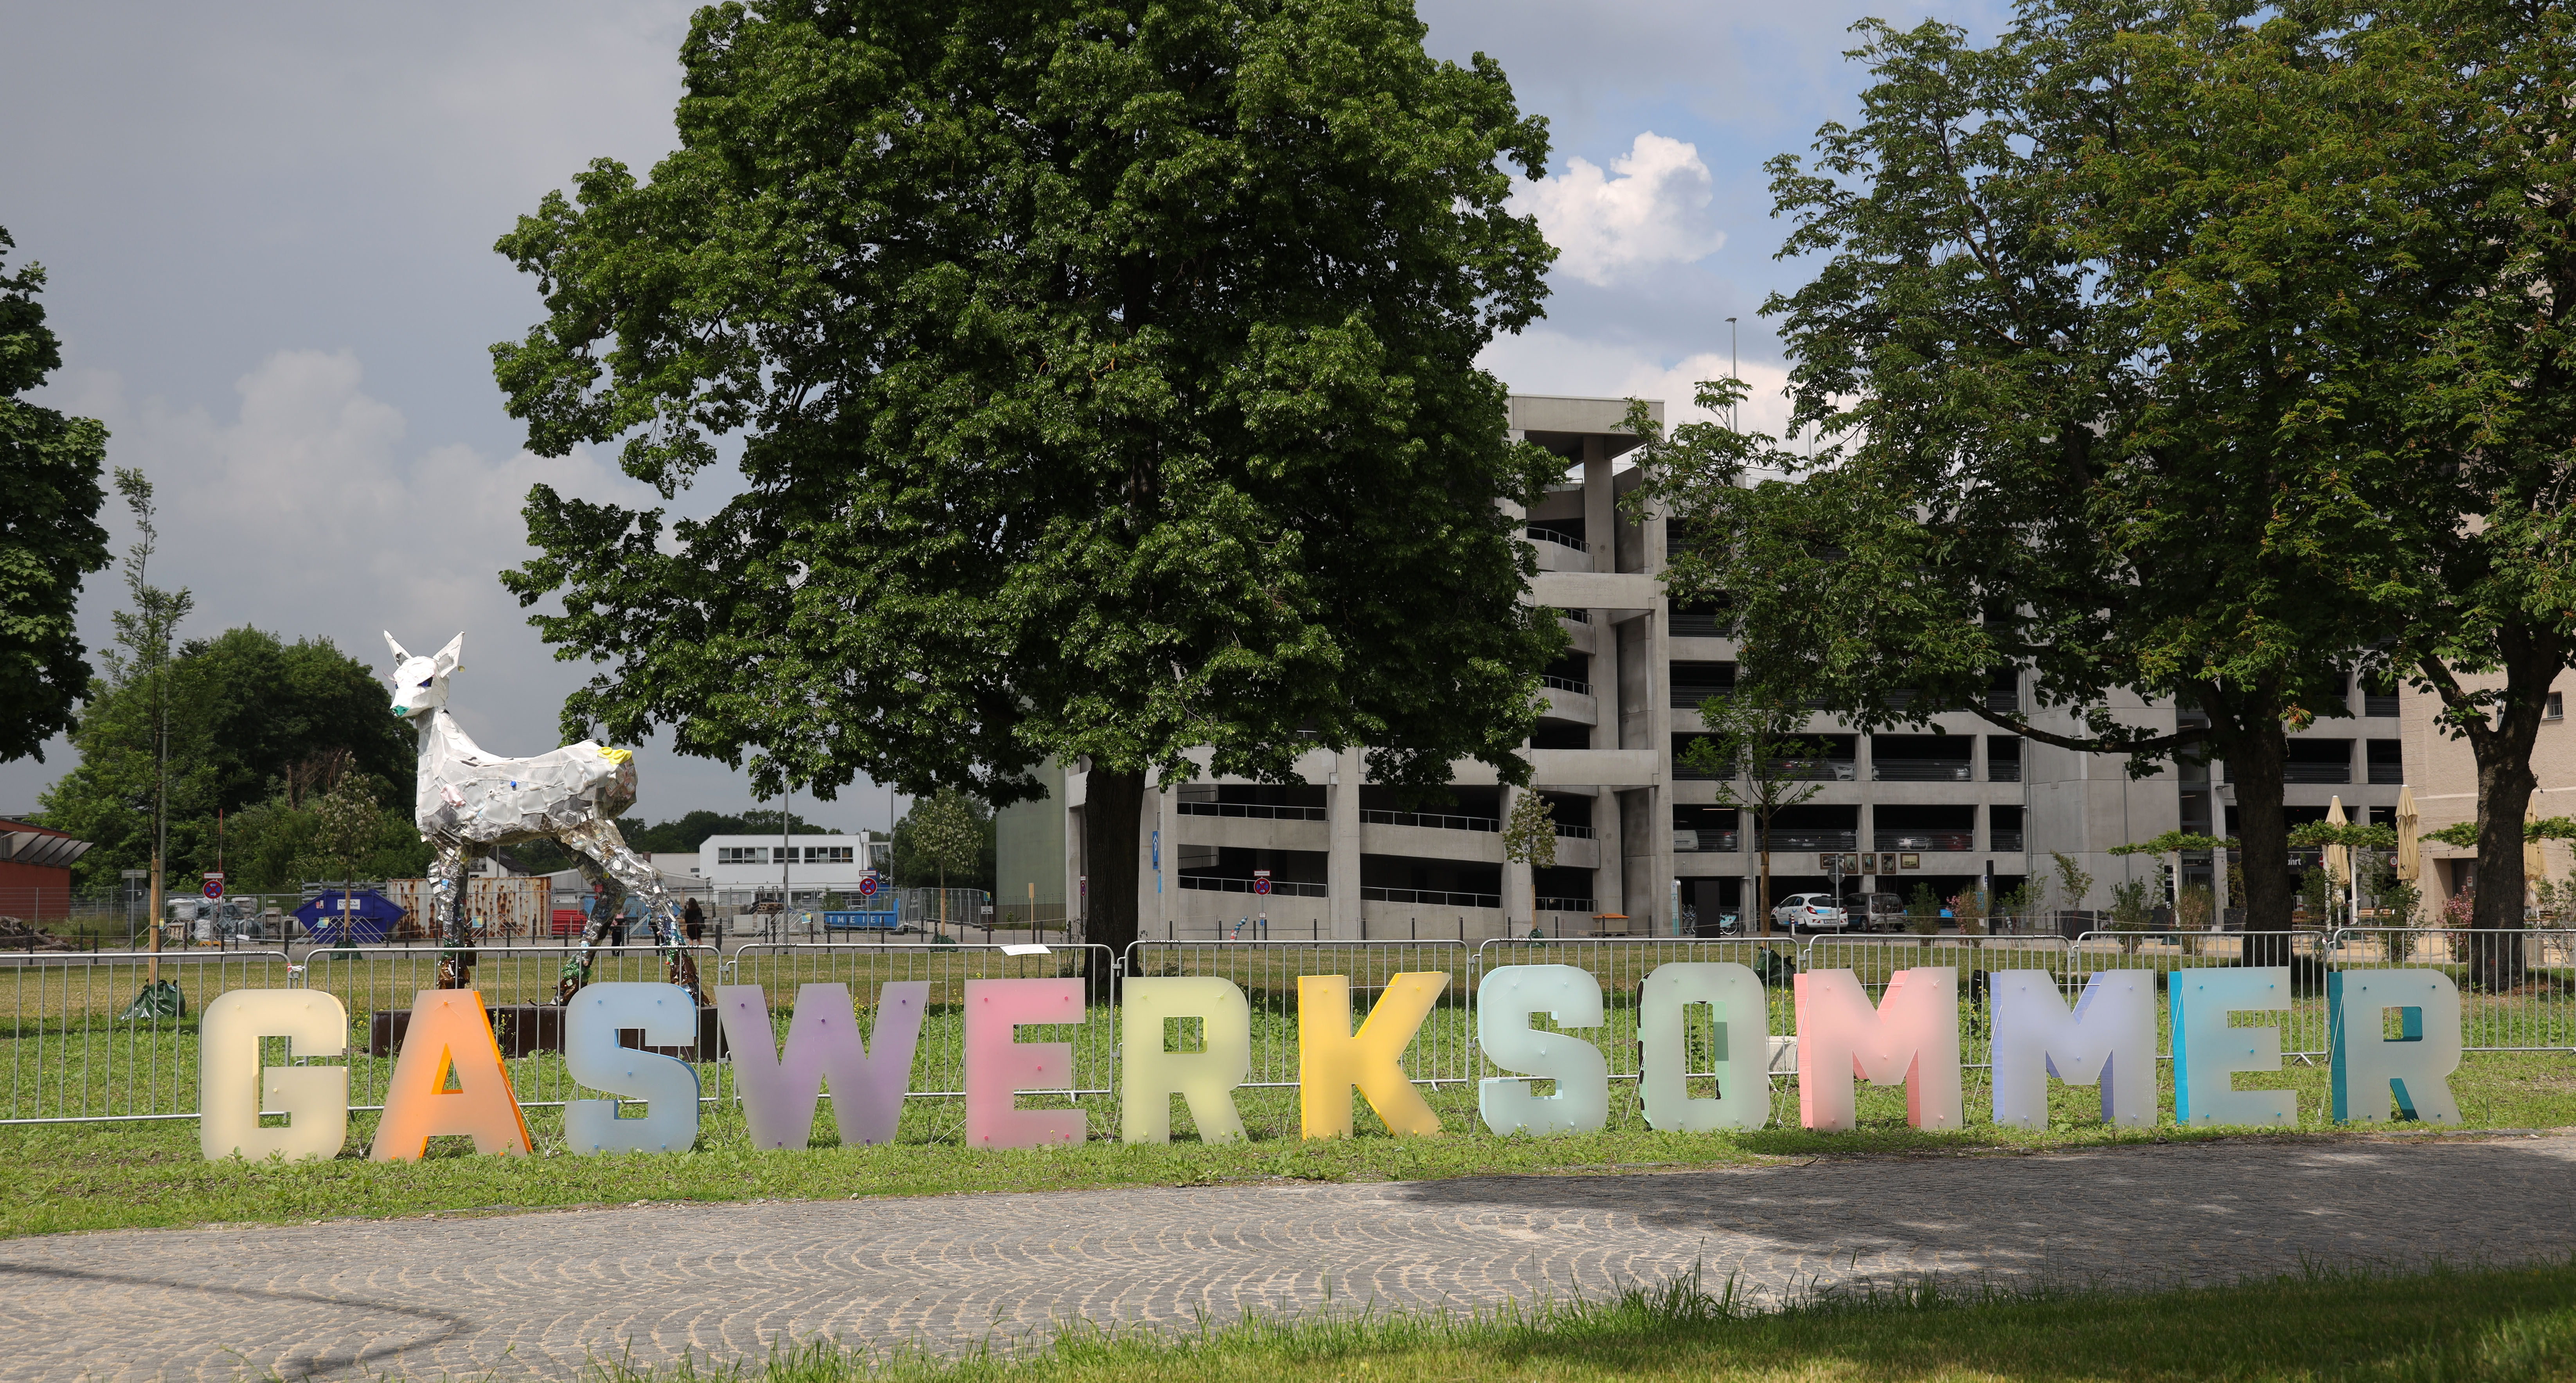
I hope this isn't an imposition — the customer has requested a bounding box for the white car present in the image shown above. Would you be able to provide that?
[1772,892,1848,933]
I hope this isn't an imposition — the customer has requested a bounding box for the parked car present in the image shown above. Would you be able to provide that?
[1772,892,1848,933]
[1845,892,1906,932]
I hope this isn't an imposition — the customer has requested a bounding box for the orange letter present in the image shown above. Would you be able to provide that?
[369,989,533,1160]
[1298,972,1447,1138]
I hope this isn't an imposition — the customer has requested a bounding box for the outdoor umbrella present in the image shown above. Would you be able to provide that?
[2324,797,2351,925]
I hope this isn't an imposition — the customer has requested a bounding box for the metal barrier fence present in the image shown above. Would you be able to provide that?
[2065,931,2336,1061]
[1,950,298,1123]
[5,928,2573,1130]
[297,944,726,1113]
[2322,929,2576,1053]
[724,942,1119,1141]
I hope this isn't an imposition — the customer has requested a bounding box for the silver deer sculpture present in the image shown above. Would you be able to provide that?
[384,631,702,1003]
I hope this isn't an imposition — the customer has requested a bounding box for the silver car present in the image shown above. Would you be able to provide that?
[1772,892,1848,933]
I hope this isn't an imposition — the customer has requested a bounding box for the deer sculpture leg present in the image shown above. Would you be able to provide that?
[430,839,481,990]
[553,817,703,1004]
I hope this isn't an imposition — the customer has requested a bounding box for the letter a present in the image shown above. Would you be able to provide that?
[1299,972,1446,1138]
[370,989,532,1160]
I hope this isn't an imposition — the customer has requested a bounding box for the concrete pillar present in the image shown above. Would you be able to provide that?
[1502,782,1533,932]
[1594,787,1624,923]
[1329,747,1363,939]
[1156,776,1178,940]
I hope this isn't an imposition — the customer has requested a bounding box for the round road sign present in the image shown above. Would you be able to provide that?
[201,877,224,901]
[857,875,879,898]
[1253,877,1272,896]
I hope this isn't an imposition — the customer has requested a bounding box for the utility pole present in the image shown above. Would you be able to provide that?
[1726,316,1740,431]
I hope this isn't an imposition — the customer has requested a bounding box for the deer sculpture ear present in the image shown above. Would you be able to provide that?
[432,632,463,675]
[384,631,413,665]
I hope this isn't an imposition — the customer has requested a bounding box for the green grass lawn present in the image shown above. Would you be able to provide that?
[579,1259,2576,1382]
[6,1045,2571,1241]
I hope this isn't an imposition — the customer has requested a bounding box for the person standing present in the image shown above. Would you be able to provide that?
[682,896,705,945]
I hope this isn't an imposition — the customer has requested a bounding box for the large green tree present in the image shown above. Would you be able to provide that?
[0,227,112,762]
[1637,7,2387,936]
[488,0,1562,966]
[2336,0,2576,980]
[42,626,415,887]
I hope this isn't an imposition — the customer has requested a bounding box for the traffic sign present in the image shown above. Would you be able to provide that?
[857,874,880,898]
[201,874,224,901]
[1253,869,1272,897]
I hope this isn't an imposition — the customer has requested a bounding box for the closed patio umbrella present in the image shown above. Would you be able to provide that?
[2324,797,2351,925]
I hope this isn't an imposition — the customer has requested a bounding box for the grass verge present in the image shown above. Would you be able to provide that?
[577,1259,2576,1382]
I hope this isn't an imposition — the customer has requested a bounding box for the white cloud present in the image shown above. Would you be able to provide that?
[0,349,901,826]
[1509,132,1726,287]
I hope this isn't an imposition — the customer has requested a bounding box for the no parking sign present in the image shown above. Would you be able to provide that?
[202,873,224,901]
[1253,869,1271,897]
[857,874,879,898]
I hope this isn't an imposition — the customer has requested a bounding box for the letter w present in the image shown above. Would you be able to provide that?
[716,982,928,1149]
[1990,970,2157,1129]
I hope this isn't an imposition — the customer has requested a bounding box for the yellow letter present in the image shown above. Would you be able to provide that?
[200,989,348,1162]
[1121,977,1251,1144]
[1298,972,1447,1138]
[370,989,533,1160]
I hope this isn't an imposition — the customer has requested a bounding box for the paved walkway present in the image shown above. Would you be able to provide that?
[6,1135,2575,1381]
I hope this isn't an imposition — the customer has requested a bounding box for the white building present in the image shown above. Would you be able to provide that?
[702,832,892,906]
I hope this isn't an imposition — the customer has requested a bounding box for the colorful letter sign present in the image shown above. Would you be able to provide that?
[1477,965,1608,1136]
[199,989,348,1162]
[1299,972,1448,1138]
[1990,969,2157,1129]
[2172,967,2296,1128]
[1794,967,1962,1130]
[562,982,702,1154]
[964,977,1086,1148]
[719,982,926,1149]
[1120,977,1252,1144]
[370,989,533,1160]
[2330,969,2463,1125]
[1637,961,1770,1132]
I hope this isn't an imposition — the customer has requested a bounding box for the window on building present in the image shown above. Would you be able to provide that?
[2367,739,2403,785]
[2548,691,2566,723]
[716,846,765,865]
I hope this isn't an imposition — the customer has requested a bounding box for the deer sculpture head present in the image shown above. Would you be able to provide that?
[383,631,463,721]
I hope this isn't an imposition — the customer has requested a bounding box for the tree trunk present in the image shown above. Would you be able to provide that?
[2418,637,2561,991]
[2469,736,2539,992]
[2225,719,2297,965]
[1082,764,1146,1003]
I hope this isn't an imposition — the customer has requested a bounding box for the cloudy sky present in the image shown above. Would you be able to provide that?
[0,0,2002,825]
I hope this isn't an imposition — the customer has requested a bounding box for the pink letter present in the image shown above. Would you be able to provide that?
[1794,968,1962,1131]
[964,977,1085,1147]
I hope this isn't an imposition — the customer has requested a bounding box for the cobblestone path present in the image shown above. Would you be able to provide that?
[7,1135,2574,1381]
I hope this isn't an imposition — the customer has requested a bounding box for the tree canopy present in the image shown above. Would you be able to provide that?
[1633,4,2409,934]
[489,0,1563,960]
[0,226,112,762]
[41,626,416,887]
